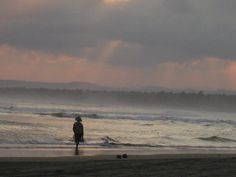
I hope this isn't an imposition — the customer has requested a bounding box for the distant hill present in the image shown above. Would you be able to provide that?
[0,80,171,92]
[0,80,235,95]
[0,80,113,91]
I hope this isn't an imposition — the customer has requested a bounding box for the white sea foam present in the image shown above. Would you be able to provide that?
[0,101,236,149]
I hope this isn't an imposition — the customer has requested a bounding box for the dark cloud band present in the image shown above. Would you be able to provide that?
[0,0,236,66]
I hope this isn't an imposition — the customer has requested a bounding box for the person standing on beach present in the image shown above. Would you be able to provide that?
[73,116,84,151]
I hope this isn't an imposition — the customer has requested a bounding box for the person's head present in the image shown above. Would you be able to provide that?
[75,116,82,122]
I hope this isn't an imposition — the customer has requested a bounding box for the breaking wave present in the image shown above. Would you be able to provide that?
[198,136,236,143]
[98,136,236,149]
[36,112,236,126]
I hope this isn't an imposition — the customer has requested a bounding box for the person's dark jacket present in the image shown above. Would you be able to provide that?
[73,122,84,136]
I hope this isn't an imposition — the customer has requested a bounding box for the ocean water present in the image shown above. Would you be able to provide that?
[0,100,236,150]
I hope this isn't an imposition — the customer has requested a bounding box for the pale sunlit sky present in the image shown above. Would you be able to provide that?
[1,0,236,90]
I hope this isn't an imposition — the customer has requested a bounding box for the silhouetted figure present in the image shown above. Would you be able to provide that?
[73,116,84,152]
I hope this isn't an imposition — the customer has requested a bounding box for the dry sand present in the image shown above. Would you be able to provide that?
[1,154,236,177]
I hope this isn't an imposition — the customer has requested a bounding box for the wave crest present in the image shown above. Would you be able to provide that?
[198,136,236,143]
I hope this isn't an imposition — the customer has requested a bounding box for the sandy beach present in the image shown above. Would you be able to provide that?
[0,147,236,177]
[1,154,236,177]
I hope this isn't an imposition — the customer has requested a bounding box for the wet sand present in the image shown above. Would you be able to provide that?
[1,146,236,157]
[1,155,236,177]
[0,148,236,177]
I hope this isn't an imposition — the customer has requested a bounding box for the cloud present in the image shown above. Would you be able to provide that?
[0,0,236,67]
[153,57,231,90]
[0,44,145,86]
[1,45,236,90]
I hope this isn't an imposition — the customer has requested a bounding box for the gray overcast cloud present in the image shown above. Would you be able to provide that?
[1,0,236,67]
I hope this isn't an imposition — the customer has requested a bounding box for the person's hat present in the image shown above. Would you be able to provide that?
[75,116,82,122]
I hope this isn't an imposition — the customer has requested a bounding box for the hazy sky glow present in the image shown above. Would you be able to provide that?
[1,0,236,90]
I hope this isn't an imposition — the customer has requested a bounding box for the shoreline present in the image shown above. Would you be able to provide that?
[1,153,236,161]
[1,154,236,177]
[1,146,236,158]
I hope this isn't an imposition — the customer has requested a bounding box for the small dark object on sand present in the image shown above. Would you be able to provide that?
[122,154,128,158]
[116,155,122,159]
[55,169,64,173]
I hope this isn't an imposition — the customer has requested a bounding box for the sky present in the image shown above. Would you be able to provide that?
[1,0,236,90]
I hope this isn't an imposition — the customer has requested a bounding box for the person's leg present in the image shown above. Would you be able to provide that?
[76,143,78,149]
[75,141,79,155]
[75,134,79,150]
[76,139,80,150]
